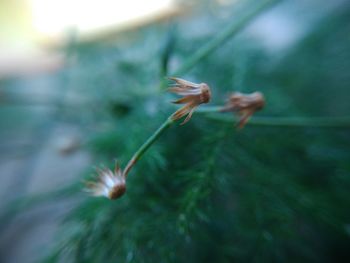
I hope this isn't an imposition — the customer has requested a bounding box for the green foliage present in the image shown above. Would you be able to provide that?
[35,1,350,262]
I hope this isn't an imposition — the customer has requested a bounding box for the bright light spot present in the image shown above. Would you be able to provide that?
[30,0,174,38]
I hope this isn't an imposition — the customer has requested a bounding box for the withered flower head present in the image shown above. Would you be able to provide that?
[168,77,211,125]
[86,162,126,199]
[221,91,265,128]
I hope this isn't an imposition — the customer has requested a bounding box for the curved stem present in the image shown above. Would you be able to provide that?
[123,117,175,177]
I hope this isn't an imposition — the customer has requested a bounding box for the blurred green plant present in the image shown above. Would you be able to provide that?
[1,0,350,262]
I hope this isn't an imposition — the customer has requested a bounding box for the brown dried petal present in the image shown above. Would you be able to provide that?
[172,95,197,104]
[168,77,211,124]
[168,77,201,89]
[221,91,265,128]
[172,102,194,120]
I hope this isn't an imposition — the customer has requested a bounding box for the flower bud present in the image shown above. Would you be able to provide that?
[168,77,211,125]
[86,162,126,200]
[221,92,265,128]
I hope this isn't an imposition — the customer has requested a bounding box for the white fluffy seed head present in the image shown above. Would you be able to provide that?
[86,163,126,200]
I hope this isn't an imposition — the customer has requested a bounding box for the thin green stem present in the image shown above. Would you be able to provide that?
[172,0,280,77]
[196,106,223,113]
[122,0,282,176]
[123,117,175,177]
[197,106,350,128]
[217,116,350,128]
[122,105,350,180]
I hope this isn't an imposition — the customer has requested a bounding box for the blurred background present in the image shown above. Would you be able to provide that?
[0,0,350,262]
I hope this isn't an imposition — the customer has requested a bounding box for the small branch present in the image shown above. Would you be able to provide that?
[122,104,350,179]
[159,0,281,90]
[123,117,175,177]
[172,0,281,76]
[197,106,350,128]
[196,106,223,113]
[27,0,282,185]
[230,116,350,128]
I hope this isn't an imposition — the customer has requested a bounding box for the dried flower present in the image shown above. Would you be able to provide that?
[221,91,265,128]
[168,77,211,125]
[86,162,126,199]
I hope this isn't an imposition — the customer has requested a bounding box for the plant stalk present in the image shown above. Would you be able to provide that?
[197,106,350,128]
[173,0,280,76]
[123,117,175,177]
[159,0,281,90]
[214,115,350,128]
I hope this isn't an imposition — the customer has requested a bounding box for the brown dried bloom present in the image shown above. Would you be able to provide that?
[221,91,265,128]
[168,77,211,125]
[86,162,126,199]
